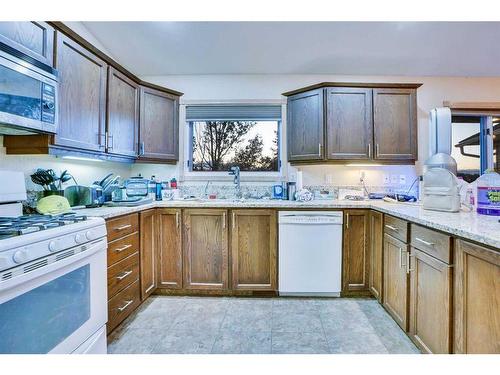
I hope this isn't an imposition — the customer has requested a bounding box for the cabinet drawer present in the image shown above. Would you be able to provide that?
[107,232,139,266]
[384,215,408,243]
[106,214,139,242]
[107,252,140,298]
[410,225,452,264]
[107,279,141,333]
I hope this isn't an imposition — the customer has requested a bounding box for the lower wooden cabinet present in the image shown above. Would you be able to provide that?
[139,209,157,300]
[231,209,277,291]
[183,209,229,290]
[343,210,370,293]
[369,210,383,301]
[409,247,452,353]
[157,208,183,289]
[454,239,500,354]
[383,233,409,331]
[107,279,141,332]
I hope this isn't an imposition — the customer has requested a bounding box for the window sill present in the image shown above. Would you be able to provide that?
[180,172,284,183]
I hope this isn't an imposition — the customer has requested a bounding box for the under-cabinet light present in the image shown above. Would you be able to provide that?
[60,156,104,163]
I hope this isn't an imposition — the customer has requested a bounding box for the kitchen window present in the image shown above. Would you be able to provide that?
[451,115,499,182]
[185,104,282,175]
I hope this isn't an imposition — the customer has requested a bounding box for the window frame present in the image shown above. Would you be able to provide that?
[180,100,287,182]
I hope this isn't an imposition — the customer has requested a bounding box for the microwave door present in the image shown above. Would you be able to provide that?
[0,239,107,354]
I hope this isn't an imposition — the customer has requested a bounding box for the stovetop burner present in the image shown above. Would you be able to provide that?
[0,212,87,239]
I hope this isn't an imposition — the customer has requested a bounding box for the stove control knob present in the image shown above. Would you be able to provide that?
[48,241,58,252]
[85,230,94,241]
[74,233,85,244]
[12,250,29,264]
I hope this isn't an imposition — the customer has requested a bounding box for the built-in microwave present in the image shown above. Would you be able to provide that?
[0,43,58,135]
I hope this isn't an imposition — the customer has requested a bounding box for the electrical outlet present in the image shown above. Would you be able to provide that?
[390,175,398,184]
[383,174,390,184]
[399,175,406,185]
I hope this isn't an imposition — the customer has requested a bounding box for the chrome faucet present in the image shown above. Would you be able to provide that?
[203,180,211,199]
[229,166,241,198]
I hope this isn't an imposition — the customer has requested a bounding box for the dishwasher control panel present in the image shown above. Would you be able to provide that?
[278,211,343,225]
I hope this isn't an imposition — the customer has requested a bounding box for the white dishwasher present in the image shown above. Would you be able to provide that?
[278,211,343,297]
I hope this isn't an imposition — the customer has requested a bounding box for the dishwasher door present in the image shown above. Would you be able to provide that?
[278,211,343,296]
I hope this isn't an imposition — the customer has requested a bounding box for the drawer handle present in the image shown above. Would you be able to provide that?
[115,244,132,253]
[385,224,399,231]
[415,237,435,247]
[115,224,132,231]
[117,299,134,312]
[116,270,133,280]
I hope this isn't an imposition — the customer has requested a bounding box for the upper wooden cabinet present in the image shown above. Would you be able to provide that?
[454,239,500,354]
[106,67,139,158]
[54,32,107,152]
[342,210,370,294]
[0,22,54,67]
[326,87,373,160]
[373,88,417,161]
[284,82,421,164]
[287,89,324,161]
[139,87,179,163]
[231,209,277,291]
[183,209,229,290]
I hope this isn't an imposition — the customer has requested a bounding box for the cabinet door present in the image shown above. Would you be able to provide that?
[383,234,409,331]
[409,247,452,354]
[139,209,157,300]
[157,208,182,289]
[373,88,417,161]
[326,87,373,160]
[183,209,228,290]
[231,209,277,291]
[0,22,54,67]
[139,87,179,161]
[454,240,500,354]
[343,210,369,293]
[287,89,324,161]
[54,32,107,152]
[369,210,383,301]
[106,67,139,158]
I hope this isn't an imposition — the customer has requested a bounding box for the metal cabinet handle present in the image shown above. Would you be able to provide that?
[415,237,435,247]
[368,143,371,157]
[117,300,134,312]
[407,253,414,274]
[399,248,406,268]
[222,212,226,229]
[176,211,180,228]
[232,212,236,229]
[376,144,380,157]
[115,224,132,231]
[115,244,132,253]
[139,141,145,156]
[385,224,398,231]
[318,143,322,156]
[346,213,349,229]
[116,270,133,280]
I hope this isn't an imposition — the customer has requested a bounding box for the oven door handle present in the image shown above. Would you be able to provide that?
[0,237,107,293]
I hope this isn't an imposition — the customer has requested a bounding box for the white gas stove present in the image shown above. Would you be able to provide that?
[0,171,108,354]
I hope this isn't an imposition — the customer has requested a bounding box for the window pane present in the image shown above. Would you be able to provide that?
[191,120,279,172]
[451,122,481,182]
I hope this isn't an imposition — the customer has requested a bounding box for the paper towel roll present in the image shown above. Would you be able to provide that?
[296,171,303,191]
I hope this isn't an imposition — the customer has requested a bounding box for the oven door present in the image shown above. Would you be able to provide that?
[0,49,57,135]
[0,238,107,354]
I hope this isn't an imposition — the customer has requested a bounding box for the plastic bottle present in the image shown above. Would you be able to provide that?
[148,175,157,200]
[155,177,163,201]
[476,170,500,216]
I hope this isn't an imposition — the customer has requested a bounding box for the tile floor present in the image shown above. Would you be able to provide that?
[108,296,420,354]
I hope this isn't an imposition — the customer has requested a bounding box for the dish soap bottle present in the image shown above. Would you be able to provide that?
[476,169,500,216]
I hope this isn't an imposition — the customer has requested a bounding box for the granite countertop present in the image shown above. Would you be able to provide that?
[74,199,500,250]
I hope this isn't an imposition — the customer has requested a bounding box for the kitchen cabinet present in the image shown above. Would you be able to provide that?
[373,88,417,161]
[157,208,183,289]
[369,210,383,302]
[342,210,370,293]
[139,86,179,162]
[409,247,452,354]
[183,209,229,290]
[287,89,325,161]
[383,233,409,331]
[231,209,277,291]
[325,87,373,160]
[0,21,54,67]
[54,32,108,152]
[106,66,139,158]
[454,239,500,354]
[139,209,157,300]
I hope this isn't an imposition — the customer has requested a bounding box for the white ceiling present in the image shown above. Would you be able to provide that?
[82,22,500,76]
